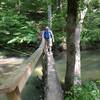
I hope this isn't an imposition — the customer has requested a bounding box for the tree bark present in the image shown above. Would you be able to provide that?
[15,0,21,14]
[65,0,91,92]
[65,0,79,92]
[56,0,62,11]
[48,5,52,28]
[74,0,91,85]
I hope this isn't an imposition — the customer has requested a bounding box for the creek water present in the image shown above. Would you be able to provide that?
[55,49,100,82]
[0,49,100,100]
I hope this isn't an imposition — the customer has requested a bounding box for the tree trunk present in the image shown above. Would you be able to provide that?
[15,0,21,14]
[48,5,52,28]
[56,0,62,11]
[65,0,91,92]
[65,0,79,92]
[74,25,81,85]
[74,0,91,84]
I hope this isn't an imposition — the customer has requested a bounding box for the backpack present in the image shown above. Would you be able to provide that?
[44,31,52,39]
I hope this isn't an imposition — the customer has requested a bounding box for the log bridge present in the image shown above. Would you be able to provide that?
[0,37,63,100]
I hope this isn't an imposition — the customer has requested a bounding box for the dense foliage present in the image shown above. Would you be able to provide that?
[0,9,38,44]
[0,0,99,46]
[81,0,100,45]
[0,0,46,45]
[65,81,100,100]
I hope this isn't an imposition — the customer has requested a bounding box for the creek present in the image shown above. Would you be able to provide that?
[55,49,100,82]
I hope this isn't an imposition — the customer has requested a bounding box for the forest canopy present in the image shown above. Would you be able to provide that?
[0,0,99,48]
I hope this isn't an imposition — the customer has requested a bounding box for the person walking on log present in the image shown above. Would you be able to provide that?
[43,26,54,54]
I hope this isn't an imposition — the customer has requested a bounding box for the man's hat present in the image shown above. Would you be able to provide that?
[45,26,49,29]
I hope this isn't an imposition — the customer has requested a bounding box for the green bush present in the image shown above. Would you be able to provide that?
[65,81,100,100]
[0,9,38,44]
[81,9,100,44]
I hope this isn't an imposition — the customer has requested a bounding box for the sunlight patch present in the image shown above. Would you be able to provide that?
[35,67,43,77]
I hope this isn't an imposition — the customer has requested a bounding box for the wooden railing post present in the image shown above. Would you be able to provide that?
[42,52,47,82]
[6,87,21,100]
[41,52,47,99]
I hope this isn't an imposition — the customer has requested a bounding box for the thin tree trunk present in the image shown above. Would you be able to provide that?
[15,0,21,14]
[74,0,91,85]
[74,25,81,85]
[48,5,52,28]
[56,0,62,11]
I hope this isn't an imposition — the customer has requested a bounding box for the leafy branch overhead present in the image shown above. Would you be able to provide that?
[0,0,99,45]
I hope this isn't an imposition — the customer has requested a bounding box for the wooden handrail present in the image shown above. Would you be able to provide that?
[0,37,45,99]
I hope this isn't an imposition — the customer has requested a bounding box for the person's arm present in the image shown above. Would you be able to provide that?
[41,31,44,39]
[50,30,55,42]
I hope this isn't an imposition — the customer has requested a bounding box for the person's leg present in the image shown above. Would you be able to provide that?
[45,40,48,53]
[46,40,50,53]
[49,38,53,53]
